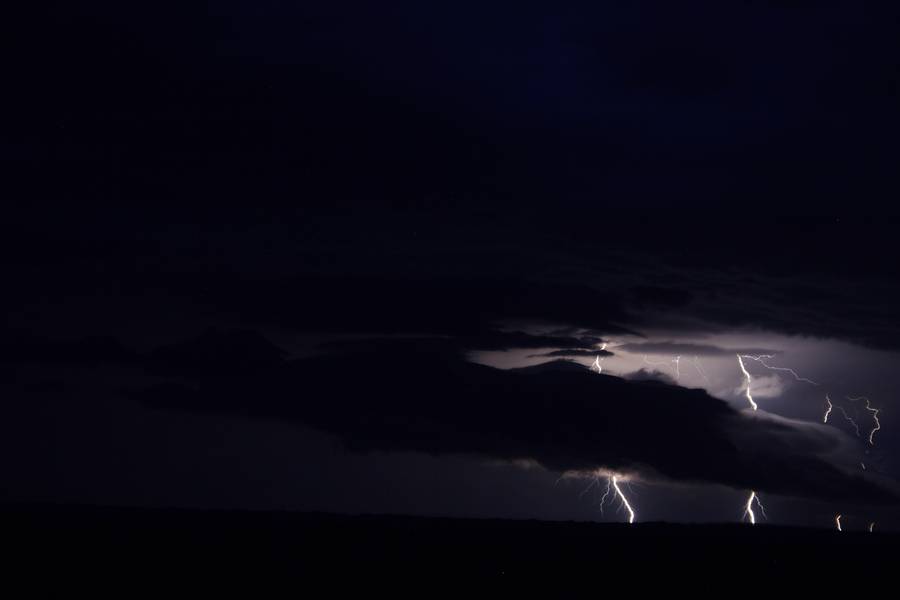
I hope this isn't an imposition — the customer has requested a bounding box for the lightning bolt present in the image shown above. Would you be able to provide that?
[642,354,680,382]
[570,470,636,523]
[848,397,881,446]
[869,522,875,533]
[737,354,758,410]
[754,492,768,520]
[693,355,711,387]
[598,477,612,513]
[835,405,861,437]
[835,514,842,532]
[737,354,819,385]
[823,395,833,423]
[591,342,609,374]
[743,490,766,524]
[611,475,636,524]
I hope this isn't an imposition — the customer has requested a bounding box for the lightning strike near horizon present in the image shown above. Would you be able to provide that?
[642,354,681,382]
[738,354,818,385]
[848,397,881,446]
[591,342,609,374]
[736,354,757,410]
[693,355,711,387]
[567,470,636,523]
[835,514,842,532]
[823,395,833,423]
[611,475,636,524]
[743,490,766,524]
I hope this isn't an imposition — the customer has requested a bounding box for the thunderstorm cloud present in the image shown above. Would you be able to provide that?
[132,334,899,507]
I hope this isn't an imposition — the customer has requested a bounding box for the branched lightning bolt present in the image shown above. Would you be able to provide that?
[754,493,768,520]
[575,471,635,523]
[744,490,757,524]
[848,397,881,446]
[738,354,819,385]
[598,478,612,514]
[743,490,766,524]
[611,475,636,524]
[835,514,842,532]
[737,354,757,411]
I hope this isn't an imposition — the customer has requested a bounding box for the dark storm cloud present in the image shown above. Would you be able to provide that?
[133,339,898,506]
[616,342,778,357]
[147,329,288,377]
[10,1,900,221]
[623,368,677,386]
[529,349,614,359]
[320,330,607,356]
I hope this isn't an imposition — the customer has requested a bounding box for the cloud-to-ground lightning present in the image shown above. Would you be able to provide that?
[848,397,881,446]
[743,490,766,525]
[736,354,757,410]
[744,492,756,525]
[591,342,608,374]
[835,514,842,532]
[823,395,833,423]
[737,354,819,385]
[569,470,636,523]
[693,355,711,387]
[611,475,636,524]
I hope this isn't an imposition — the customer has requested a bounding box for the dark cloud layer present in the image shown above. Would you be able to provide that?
[133,338,897,506]
[529,349,614,359]
[616,342,778,357]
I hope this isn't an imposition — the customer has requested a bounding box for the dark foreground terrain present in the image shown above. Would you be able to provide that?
[2,505,897,591]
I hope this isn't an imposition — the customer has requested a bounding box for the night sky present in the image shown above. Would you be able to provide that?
[4,2,900,532]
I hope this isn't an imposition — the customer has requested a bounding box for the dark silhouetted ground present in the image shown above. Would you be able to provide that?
[2,504,896,592]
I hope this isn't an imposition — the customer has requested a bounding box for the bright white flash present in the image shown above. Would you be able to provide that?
[737,355,757,410]
[823,395,833,423]
[738,354,818,385]
[611,475,636,524]
[591,343,609,374]
[848,397,881,446]
[835,514,842,532]
[743,490,766,525]
[570,470,636,524]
